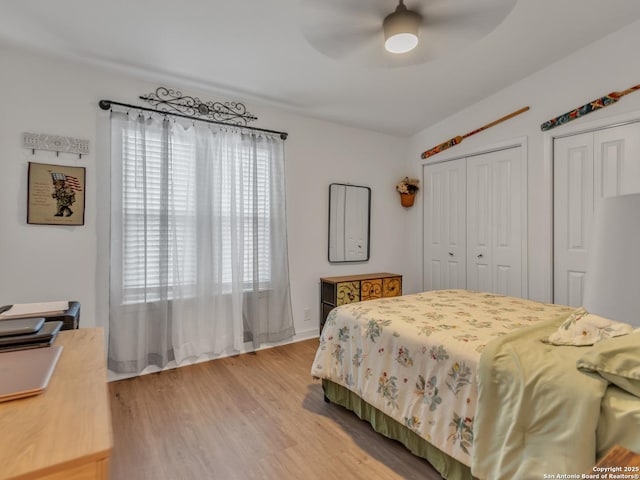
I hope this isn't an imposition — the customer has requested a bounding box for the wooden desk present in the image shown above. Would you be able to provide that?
[0,328,112,480]
[592,445,640,473]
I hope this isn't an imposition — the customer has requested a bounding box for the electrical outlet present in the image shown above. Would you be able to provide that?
[303,307,311,322]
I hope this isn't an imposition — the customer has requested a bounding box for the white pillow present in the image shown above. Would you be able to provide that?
[542,307,633,346]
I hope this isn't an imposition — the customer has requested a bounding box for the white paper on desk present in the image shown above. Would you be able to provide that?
[0,301,69,319]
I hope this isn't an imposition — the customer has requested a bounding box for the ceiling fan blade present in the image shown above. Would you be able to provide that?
[303,27,380,60]
[299,0,390,18]
[405,0,517,62]
[298,0,384,61]
[418,0,517,30]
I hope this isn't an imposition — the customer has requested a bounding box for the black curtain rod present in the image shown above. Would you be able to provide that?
[98,99,288,140]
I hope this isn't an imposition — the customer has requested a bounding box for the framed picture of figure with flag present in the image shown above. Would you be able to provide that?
[27,162,86,226]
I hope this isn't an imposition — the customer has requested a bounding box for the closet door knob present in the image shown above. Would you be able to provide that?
[477,254,484,258]
[448,252,454,256]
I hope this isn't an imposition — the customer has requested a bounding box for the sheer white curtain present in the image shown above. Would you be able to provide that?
[108,112,294,374]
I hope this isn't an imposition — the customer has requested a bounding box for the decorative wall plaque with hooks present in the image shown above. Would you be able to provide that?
[23,132,90,158]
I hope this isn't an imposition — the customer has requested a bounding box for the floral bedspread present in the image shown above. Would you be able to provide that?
[310,289,573,466]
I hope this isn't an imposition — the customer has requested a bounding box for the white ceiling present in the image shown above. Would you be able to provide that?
[1,0,640,136]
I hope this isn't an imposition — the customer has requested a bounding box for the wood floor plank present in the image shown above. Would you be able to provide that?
[109,339,444,480]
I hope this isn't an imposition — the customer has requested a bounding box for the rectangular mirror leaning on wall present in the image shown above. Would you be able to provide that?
[328,183,371,263]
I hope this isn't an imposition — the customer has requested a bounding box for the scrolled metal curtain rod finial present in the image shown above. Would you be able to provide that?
[98,100,112,110]
[139,87,258,126]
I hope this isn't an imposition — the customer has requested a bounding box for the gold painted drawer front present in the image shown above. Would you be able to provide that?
[361,279,382,301]
[382,277,401,297]
[337,281,360,305]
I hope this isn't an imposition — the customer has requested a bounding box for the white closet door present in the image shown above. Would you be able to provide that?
[554,122,640,306]
[553,132,594,307]
[467,147,523,296]
[594,123,640,201]
[423,158,466,290]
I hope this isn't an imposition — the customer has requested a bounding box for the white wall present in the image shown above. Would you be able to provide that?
[403,19,640,303]
[0,44,407,342]
[6,18,638,341]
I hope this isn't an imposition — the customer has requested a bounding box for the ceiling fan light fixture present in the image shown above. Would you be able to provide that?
[383,1,421,54]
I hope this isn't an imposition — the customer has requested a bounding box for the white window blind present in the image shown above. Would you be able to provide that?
[120,121,271,304]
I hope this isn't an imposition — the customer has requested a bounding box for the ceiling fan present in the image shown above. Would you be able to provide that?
[298,0,517,67]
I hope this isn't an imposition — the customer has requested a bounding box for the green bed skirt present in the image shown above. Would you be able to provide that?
[322,379,475,480]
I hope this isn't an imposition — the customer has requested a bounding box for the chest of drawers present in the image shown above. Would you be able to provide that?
[319,273,402,332]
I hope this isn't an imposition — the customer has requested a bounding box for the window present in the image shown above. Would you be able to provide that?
[108,111,294,372]
[119,120,272,304]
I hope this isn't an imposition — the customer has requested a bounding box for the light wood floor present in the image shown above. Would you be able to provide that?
[109,338,444,480]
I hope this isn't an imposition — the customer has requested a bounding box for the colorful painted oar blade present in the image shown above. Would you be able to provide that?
[421,136,462,159]
[541,94,620,131]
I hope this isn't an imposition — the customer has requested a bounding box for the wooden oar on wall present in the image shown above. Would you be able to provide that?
[541,83,640,131]
[420,107,530,160]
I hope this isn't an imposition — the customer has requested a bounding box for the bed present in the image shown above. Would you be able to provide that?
[310,289,640,479]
